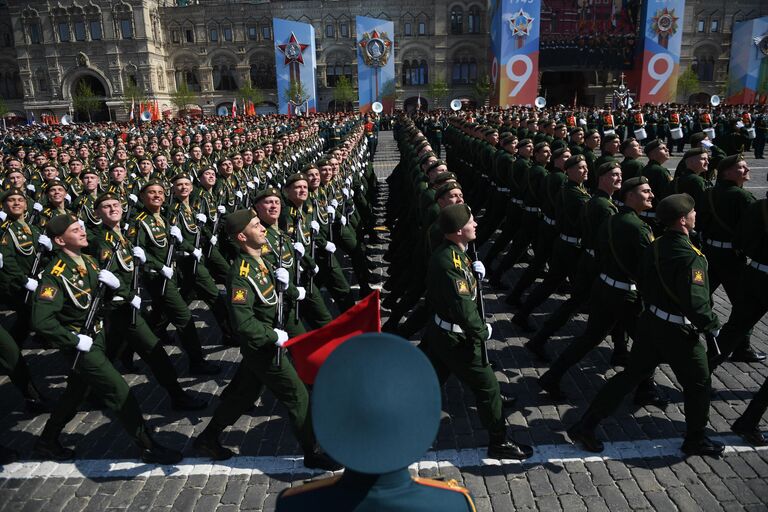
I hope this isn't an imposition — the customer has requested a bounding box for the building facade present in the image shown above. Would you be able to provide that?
[0,0,766,122]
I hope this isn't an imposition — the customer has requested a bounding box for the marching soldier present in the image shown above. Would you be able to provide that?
[31,214,182,464]
[568,194,724,457]
[193,209,340,471]
[420,204,533,460]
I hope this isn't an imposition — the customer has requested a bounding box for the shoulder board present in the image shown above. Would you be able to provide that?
[137,212,148,221]
[1,220,10,229]
[239,260,250,277]
[451,250,463,270]
[413,477,476,510]
[105,231,114,243]
[280,476,341,498]
[50,259,67,277]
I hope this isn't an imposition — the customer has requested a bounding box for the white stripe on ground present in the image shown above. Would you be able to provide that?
[1,435,765,480]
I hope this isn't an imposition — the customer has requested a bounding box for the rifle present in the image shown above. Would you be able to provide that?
[206,192,224,258]
[274,233,285,368]
[130,228,142,327]
[292,215,302,319]
[160,196,177,296]
[190,202,206,277]
[24,242,46,305]
[73,237,122,369]
[308,210,316,294]
[705,331,723,366]
[468,241,489,367]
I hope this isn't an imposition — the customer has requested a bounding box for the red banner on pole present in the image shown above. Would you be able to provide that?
[286,291,381,384]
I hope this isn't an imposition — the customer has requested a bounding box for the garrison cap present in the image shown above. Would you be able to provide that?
[0,187,25,202]
[438,203,472,234]
[683,147,708,160]
[312,333,441,474]
[253,187,281,203]
[644,138,665,154]
[656,193,695,225]
[225,208,256,235]
[596,160,621,177]
[717,154,745,172]
[45,214,78,237]
[284,173,308,187]
[564,154,586,169]
[618,176,649,200]
[94,192,121,208]
[620,137,638,153]
[435,181,462,200]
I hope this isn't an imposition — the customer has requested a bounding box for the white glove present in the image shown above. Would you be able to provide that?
[217,205,226,214]
[132,246,146,264]
[313,265,320,276]
[78,220,85,230]
[330,199,339,208]
[283,161,290,168]
[486,323,493,340]
[350,189,355,197]
[326,206,335,217]
[311,220,320,233]
[472,261,486,279]
[160,265,173,279]
[38,234,52,251]
[192,248,203,261]
[76,334,93,353]
[0,211,6,222]
[296,286,306,301]
[342,188,350,198]
[0,252,3,269]
[246,181,255,190]
[273,328,289,347]
[235,190,243,199]
[324,241,336,253]
[25,278,38,292]
[292,242,305,258]
[196,213,207,224]
[33,202,43,212]
[340,216,347,226]
[128,194,138,204]
[26,184,35,192]
[65,194,72,203]
[709,328,721,339]
[98,269,120,290]
[266,171,273,179]
[210,235,218,246]
[130,295,142,309]
[169,225,182,243]
[275,267,289,290]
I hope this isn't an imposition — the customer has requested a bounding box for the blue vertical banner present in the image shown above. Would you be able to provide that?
[727,17,768,104]
[356,16,395,114]
[273,18,318,115]
[635,0,685,104]
[491,0,542,107]
[489,0,502,107]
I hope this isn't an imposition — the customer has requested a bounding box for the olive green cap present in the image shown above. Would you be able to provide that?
[284,173,308,187]
[225,208,256,235]
[564,154,586,169]
[596,160,621,177]
[438,203,472,234]
[683,147,708,160]
[94,192,121,208]
[435,181,462,200]
[0,187,25,202]
[716,154,744,172]
[656,193,695,225]
[253,187,281,203]
[618,176,649,200]
[45,214,78,236]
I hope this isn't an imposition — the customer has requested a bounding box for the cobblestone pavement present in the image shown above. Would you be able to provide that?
[1,132,767,511]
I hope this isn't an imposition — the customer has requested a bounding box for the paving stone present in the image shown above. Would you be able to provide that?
[240,484,267,510]
[585,461,613,486]
[558,493,588,511]
[153,478,187,508]
[721,477,762,505]
[615,478,651,509]
[508,476,535,509]
[570,473,599,497]
[582,495,609,512]
[644,490,679,512]
[220,476,249,506]
[107,480,145,509]
[192,494,221,512]
[535,494,563,512]
[526,468,554,497]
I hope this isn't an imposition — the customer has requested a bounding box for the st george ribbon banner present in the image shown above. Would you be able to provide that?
[727,16,768,104]
[489,0,541,107]
[635,0,684,104]
[356,16,395,114]
[273,18,318,115]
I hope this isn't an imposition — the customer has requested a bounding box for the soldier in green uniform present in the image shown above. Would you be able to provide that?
[420,204,533,460]
[718,196,768,446]
[639,139,672,235]
[133,180,220,375]
[697,155,764,362]
[193,209,340,471]
[31,214,182,464]
[619,138,644,182]
[672,148,710,207]
[276,333,476,511]
[90,193,206,410]
[538,177,666,407]
[568,194,724,457]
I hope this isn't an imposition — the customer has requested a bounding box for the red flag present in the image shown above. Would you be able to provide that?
[285,291,381,384]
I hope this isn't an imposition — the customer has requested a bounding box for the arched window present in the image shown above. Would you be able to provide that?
[213,63,237,90]
[326,60,353,87]
[468,6,481,33]
[250,57,276,89]
[694,49,716,82]
[452,57,478,84]
[175,59,201,91]
[402,60,411,86]
[450,7,463,34]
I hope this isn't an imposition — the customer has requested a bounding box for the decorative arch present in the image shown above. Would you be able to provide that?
[249,52,276,90]
[61,66,113,100]
[172,52,201,91]
[0,60,22,99]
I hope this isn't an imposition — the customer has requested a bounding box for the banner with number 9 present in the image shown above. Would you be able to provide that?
[637,0,685,104]
[490,0,541,107]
